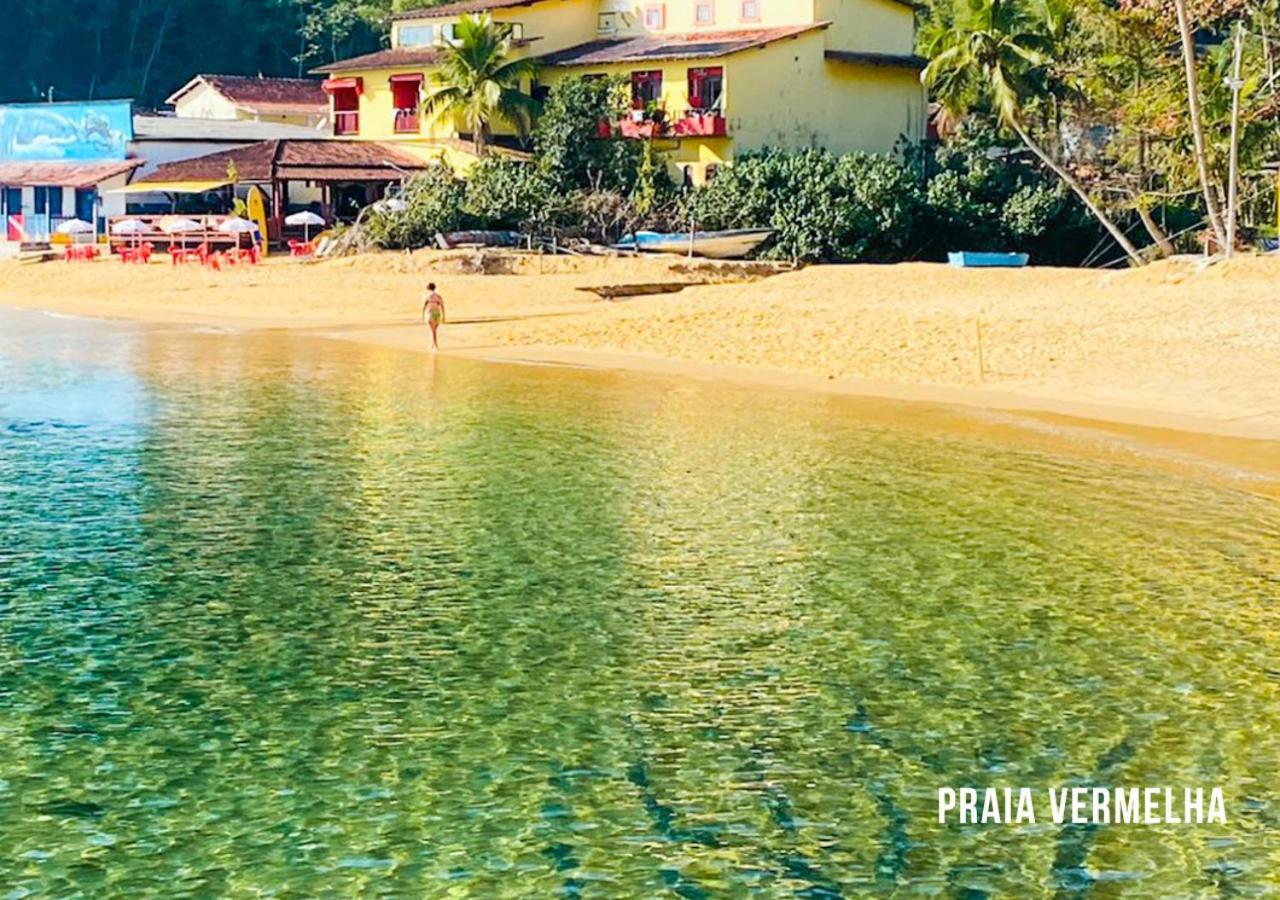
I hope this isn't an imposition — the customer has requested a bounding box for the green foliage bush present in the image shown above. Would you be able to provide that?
[367,106,1106,263]
[364,166,468,250]
[688,122,1106,263]
[532,75,644,193]
[463,157,560,231]
[908,122,1101,264]
[688,148,924,262]
[368,75,681,249]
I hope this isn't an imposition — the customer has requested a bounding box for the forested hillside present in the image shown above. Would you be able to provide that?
[1,0,449,107]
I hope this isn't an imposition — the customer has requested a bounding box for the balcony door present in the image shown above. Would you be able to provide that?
[324,78,363,135]
[631,71,663,110]
[390,74,423,134]
[688,67,723,111]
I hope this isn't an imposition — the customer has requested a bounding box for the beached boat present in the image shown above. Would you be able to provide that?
[619,228,773,260]
[437,230,522,249]
[948,251,1030,268]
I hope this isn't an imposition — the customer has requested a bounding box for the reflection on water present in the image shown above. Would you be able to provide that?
[0,308,1277,896]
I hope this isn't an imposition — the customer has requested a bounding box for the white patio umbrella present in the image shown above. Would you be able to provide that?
[110,217,148,250]
[159,216,202,255]
[218,216,257,251]
[56,218,94,235]
[284,210,325,242]
[56,218,95,247]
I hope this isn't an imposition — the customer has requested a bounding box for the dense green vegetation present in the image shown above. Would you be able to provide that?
[368,104,1105,266]
[918,0,1278,258]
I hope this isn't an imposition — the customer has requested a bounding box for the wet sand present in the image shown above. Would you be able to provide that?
[3,251,1278,479]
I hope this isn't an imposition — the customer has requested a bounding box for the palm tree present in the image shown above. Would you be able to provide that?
[923,0,1145,265]
[422,15,541,157]
[1172,0,1229,250]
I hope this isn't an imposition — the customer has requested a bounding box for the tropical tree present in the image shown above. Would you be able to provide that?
[1172,0,1229,248]
[421,14,541,157]
[923,0,1145,264]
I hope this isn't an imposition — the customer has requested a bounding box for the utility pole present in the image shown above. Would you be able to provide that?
[1225,22,1246,259]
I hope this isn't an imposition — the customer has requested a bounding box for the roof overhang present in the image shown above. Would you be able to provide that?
[392,0,547,21]
[541,22,831,67]
[0,160,143,188]
[164,75,208,108]
[322,77,364,94]
[824,50,927,70]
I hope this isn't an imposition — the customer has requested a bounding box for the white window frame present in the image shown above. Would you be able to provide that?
[396,24,435,48]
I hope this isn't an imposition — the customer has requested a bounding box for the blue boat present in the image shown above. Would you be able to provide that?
[617,228,772,260]
[948,251,1030,268]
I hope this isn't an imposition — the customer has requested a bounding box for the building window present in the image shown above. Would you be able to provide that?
[397,24,434,47]
[75,188,96,223]
[441,23,458,44]
[505,22,524,40]
[643,4,665,30]
[688,67,723,110]
[330,88,360,134]
[34,186,62,216]
[740,0,760,21]
[631,70,663,108]
[695,2,714,25]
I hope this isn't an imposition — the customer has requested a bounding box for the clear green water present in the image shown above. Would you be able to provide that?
[0,308,1277,897]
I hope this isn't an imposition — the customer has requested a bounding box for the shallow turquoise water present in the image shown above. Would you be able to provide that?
[0,308,1277,897]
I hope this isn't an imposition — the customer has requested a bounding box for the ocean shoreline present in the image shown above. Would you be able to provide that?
[3,251,1277,489]
[7,301,1278,499]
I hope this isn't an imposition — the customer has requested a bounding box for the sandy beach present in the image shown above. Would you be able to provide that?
[3,251,1278,444]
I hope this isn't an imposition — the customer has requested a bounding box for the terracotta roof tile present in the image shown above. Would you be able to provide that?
[134,140,430,185]
[541,23,830,66]
[172,75,328,114]
[0,159,142,188]
[392,0,546,21]
[311,47,443,74]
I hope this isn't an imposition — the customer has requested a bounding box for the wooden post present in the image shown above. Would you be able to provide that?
[1225,23,1246,259]
[975,318,986,382]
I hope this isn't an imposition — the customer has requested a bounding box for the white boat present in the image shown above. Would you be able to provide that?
[620,228,772,260]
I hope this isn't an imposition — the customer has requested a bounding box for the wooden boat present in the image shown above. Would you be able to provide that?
[948,251,1030,268]
[577,282,694,300]
[619,228,772,260]
[437,230,521,250]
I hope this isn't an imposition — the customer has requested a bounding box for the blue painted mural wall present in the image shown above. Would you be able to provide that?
[0,101,133,162]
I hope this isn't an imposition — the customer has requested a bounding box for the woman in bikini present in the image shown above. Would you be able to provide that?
[421,282,446,350]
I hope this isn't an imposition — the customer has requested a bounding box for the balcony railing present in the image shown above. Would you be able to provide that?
[393,108,420,134]
[334,111,360,135]
[610,107,728,140]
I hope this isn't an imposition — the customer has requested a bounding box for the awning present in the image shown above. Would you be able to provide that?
[110,179,233,194]
[322,77,363,94]
[389,73,424,85]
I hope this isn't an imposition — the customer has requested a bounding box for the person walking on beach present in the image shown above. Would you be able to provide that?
[422,282,446,350]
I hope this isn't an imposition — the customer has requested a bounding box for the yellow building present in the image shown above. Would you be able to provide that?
[313,0,927,182]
